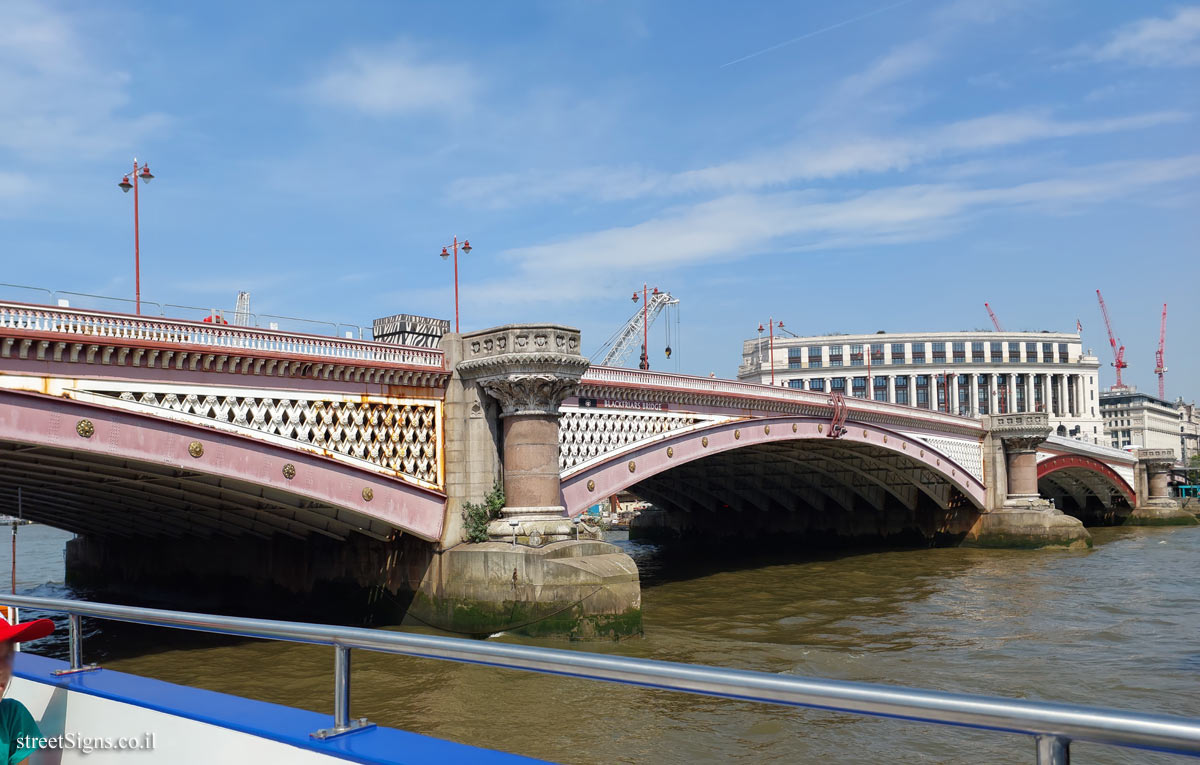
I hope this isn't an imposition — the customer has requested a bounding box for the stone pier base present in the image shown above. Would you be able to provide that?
[964,502,1092,550]
[412,540,642,639]
[65,532,641,639]
[1126,499,1198,527]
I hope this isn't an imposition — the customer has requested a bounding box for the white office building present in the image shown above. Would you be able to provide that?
[738,330,1104,443]
[1100,389,1199,461]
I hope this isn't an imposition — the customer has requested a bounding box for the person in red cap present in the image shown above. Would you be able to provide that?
[0,619,54,765]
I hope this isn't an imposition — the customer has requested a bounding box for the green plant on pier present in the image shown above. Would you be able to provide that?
[462,481,505,543]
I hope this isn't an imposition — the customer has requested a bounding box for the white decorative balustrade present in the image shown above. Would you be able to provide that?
[0,301,443,369]
[581,366,983,430]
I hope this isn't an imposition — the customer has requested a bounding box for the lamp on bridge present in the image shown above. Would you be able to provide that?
[631,285,661,371]
[437,236,473,333]
[757,318,784,386]
[116,159,156,315]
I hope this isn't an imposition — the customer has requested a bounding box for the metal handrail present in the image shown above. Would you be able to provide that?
[2,595,1199,761]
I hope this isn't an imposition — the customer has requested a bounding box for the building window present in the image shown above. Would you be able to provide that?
[788,379,804,389]
[990,341,1002,361]
[852,376,867,398]
[809,379,825,392]
[1016,374,1026,412]
[829,345,843,367]
[932,342,946,363]
[1058,343,1068,363]
[912,343,926,364]
[890,343,905,364]
[997,374,1009,413]
[808,346,823,368]
[1042,342,1053,362]
[831,377,846,391]
[977,374,990,415]
[850,344,864,366]
[972,341,985,362]
[895,375,910,405]
[871,343,885,364]
[916,375,929,408]
[1009,342,1020,363]
[952,341,966,363]
[1026,342,1038,362]
[958,374,971,415]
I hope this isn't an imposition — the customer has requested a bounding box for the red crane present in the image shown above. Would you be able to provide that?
[1096,289,1127,390]
[984,303,1003,332]
[1154,303,1167,399]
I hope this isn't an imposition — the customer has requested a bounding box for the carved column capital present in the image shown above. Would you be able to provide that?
[1135,448,1177,473]
[456,324,589,417]
[986,413,1051,454]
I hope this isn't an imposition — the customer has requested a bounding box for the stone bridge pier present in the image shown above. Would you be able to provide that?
[967,414,1091,549]
[409,324,642,639]
[1128,449,1196,526]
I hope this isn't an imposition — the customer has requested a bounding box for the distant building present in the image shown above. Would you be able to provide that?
[737,330,1103,443]
[1100,388,1200,462]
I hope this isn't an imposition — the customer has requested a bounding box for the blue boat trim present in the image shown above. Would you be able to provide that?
[14,653,547,765]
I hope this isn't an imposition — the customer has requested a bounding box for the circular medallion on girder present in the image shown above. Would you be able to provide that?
[282,463,296,480]
[701,437,709,447]
[734,429,741,440]
[666,447,674,458]
[863,429,868,438]
[818,424,824,433]
[628,460,636,473]
[188,441,204,458]
[792,424,797,433]
[587,479,595,492]
[362,487,374,501]
[764,425,770,435]
[76,419,94,439]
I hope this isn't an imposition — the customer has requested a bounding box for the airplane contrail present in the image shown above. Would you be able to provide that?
[721,0,920,68]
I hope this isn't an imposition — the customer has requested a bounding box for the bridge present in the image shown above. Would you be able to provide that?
[0,301,1193,637]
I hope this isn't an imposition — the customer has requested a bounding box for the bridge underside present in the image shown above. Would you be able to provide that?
[1038,467,1133,526]
[0,442,397,542]
[624,439,979,548]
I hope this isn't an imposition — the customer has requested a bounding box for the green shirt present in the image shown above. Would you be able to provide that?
[0,699,40,765]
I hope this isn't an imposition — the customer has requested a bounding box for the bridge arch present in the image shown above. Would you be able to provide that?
[560,416,985,518]
[0,389,445,542]
[1037,454,1135,521]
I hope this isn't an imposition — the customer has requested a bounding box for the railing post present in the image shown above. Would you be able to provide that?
[334,645,350,730]
[68,613,82,669]
[1036,735,1069,764]
[310,644,373,740]
[50,612,100,676]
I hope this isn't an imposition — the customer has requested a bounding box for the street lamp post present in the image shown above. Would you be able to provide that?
[117,159,155,315]
[757,318,784,386]
[437,236,473,333]
[631,284,660,370]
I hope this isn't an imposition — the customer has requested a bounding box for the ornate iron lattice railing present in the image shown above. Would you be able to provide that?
[559,407,729,471]
[77,385,442,488]
[0,301,443,368]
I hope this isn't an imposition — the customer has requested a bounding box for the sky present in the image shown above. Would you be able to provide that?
[2,1,1197,398]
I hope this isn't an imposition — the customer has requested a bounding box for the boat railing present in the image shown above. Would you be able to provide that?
[3,594,1200,762]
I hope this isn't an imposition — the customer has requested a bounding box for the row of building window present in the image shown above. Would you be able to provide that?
[781,373,1086,415]
[785,342,1070,368]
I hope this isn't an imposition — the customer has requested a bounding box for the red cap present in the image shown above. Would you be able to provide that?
[0,619,54,644]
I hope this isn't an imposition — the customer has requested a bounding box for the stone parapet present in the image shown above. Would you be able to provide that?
[457,324,589,417]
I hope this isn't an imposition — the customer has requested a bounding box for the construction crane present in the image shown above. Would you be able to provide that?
[984,303,1003,332]
[1096,289,1128,390]
[233,291,251,326]
[1154,303,1167,399]
[592,288,679,368]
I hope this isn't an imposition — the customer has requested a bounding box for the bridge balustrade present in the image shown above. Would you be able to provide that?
[0,301,443,368]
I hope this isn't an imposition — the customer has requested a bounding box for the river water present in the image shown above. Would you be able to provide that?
[5,523,1200,764]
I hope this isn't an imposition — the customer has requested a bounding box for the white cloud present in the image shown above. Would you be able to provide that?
[1081,6,1200,67]
[0,3,168,160]
[449,110,1189,207]
[465,154,1200,307]
[307,39,477,115]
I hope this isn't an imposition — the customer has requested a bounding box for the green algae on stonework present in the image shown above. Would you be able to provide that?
[963,535,1092,550]
[1124,515,1199,527]
[409,591,642,640]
